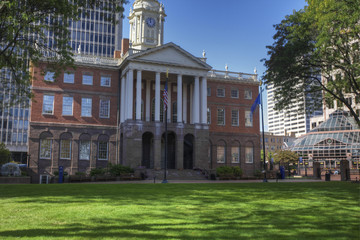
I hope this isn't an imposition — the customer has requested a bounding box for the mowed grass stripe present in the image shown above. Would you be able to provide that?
[0,182,358,239]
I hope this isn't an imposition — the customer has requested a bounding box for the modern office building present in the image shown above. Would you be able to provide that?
[28,0,262,180]
[0,0,124,163]
[267,83,323,137]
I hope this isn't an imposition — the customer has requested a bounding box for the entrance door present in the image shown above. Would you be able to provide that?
[183,134,194,169]
[142,132,154,168]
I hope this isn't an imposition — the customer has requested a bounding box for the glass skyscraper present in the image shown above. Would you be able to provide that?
[0,1,123,162]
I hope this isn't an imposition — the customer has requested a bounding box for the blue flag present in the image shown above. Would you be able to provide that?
[251,94,260,113]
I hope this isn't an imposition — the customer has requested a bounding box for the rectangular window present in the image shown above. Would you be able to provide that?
[245,110,253,127]
[40,139,52,159]
[79,140,91,160]
[12,132,17,143]
[100,76,111,87]
[207,108,211,124]
[207,87,211,96]
[244,89,252,99]
[81,98,92,117]
[99,99,110,118]
[82,74,93,85]
[42,95,54,114]
[64,72,74,83]
[98,141,108,160]
[60,140,71,159]
[217,146,225,163]
[217,108,225,125]
[62,96,73,116]
[217,87,225,97]
[231,147,240,163]
[44,71,55,82]
[231,109,239,126]
[17,133,22,143]
[231,89,239,98]
[245,147,253,163]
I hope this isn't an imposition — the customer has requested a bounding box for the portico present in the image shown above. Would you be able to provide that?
[118,43,211,170]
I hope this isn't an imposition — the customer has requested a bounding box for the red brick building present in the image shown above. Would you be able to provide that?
[28,0,261,179]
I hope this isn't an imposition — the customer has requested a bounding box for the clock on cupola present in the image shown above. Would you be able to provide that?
[128,0,166,50]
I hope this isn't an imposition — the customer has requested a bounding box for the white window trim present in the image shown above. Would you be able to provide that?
[217,87,225,97]
[40,139,52,159]
[42,95,54,115]
[79,140,91,160]
[44,71,55,82]
[231,109,239,126]
[231,146,240,163]
[82,74,93,85]
[231,89,239,99]
[60,140,71,160]
[217,108,225,126]
[98,141,108,160]
[62,96,73,116]
[100,75,111,87]
[99,99,110,118]
[64,72,75,84]
[217,145,226,163]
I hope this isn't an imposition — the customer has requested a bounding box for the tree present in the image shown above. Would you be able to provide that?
[262,0,360,127]
[273,150,299,166]
[0,143,11,166]
[0,0,126,105]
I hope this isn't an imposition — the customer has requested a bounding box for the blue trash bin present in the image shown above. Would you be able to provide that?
[280,166,285,179]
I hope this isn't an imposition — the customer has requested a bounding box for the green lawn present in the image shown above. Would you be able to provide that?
[0,182,359,240]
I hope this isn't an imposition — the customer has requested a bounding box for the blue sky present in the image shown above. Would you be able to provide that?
[122,0,307,130]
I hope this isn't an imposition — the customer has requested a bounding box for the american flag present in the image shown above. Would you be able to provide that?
[163,82,168,111]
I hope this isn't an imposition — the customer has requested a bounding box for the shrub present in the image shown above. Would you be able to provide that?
[90,168,106,176]
[232,166,243,177]
[75,172,86,176]
[108,163,134,176]
[216,166,242,178]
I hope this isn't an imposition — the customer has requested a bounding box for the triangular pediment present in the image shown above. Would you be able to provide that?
[126,43,212,70]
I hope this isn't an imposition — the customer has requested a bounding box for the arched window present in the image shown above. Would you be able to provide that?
[231,141,240,163]
[98,134,109,161]
[245,142,254,164]
[217,140,226,163]
[60,132,72,160]
[79,133,91,160]
[151,98,164,122]
[172,102,177,123]
[39,132,53,159]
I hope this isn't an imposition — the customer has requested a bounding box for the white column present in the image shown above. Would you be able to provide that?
[193,76,200,124]
[136,70,142,120]
[146,80,151,122]
[120,76,126,123]
[155,72,161,122]
[201,77,207,124]
[177,75,182,123]
[127,69,134,120]
[183,83,187,123]
[167,83,172,122]
[190,84,193,124]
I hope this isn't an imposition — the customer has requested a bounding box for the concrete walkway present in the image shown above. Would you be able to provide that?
[79,178,328,184]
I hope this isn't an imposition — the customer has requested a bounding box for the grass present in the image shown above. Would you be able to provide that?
[0,182,359,240]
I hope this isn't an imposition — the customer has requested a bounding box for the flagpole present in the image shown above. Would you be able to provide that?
[162,71,169,184]
[260,82,267,182]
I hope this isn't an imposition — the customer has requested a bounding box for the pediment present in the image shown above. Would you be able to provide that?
[127,43,212,70]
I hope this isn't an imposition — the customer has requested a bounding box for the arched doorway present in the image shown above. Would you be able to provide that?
[161,132,176,169]
[142,132,154,169]
[183,134,194,169]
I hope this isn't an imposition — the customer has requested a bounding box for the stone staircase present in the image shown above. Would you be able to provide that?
[144,169,208,181]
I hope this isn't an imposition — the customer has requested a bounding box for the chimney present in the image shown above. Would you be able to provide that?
[121,38,129,56]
